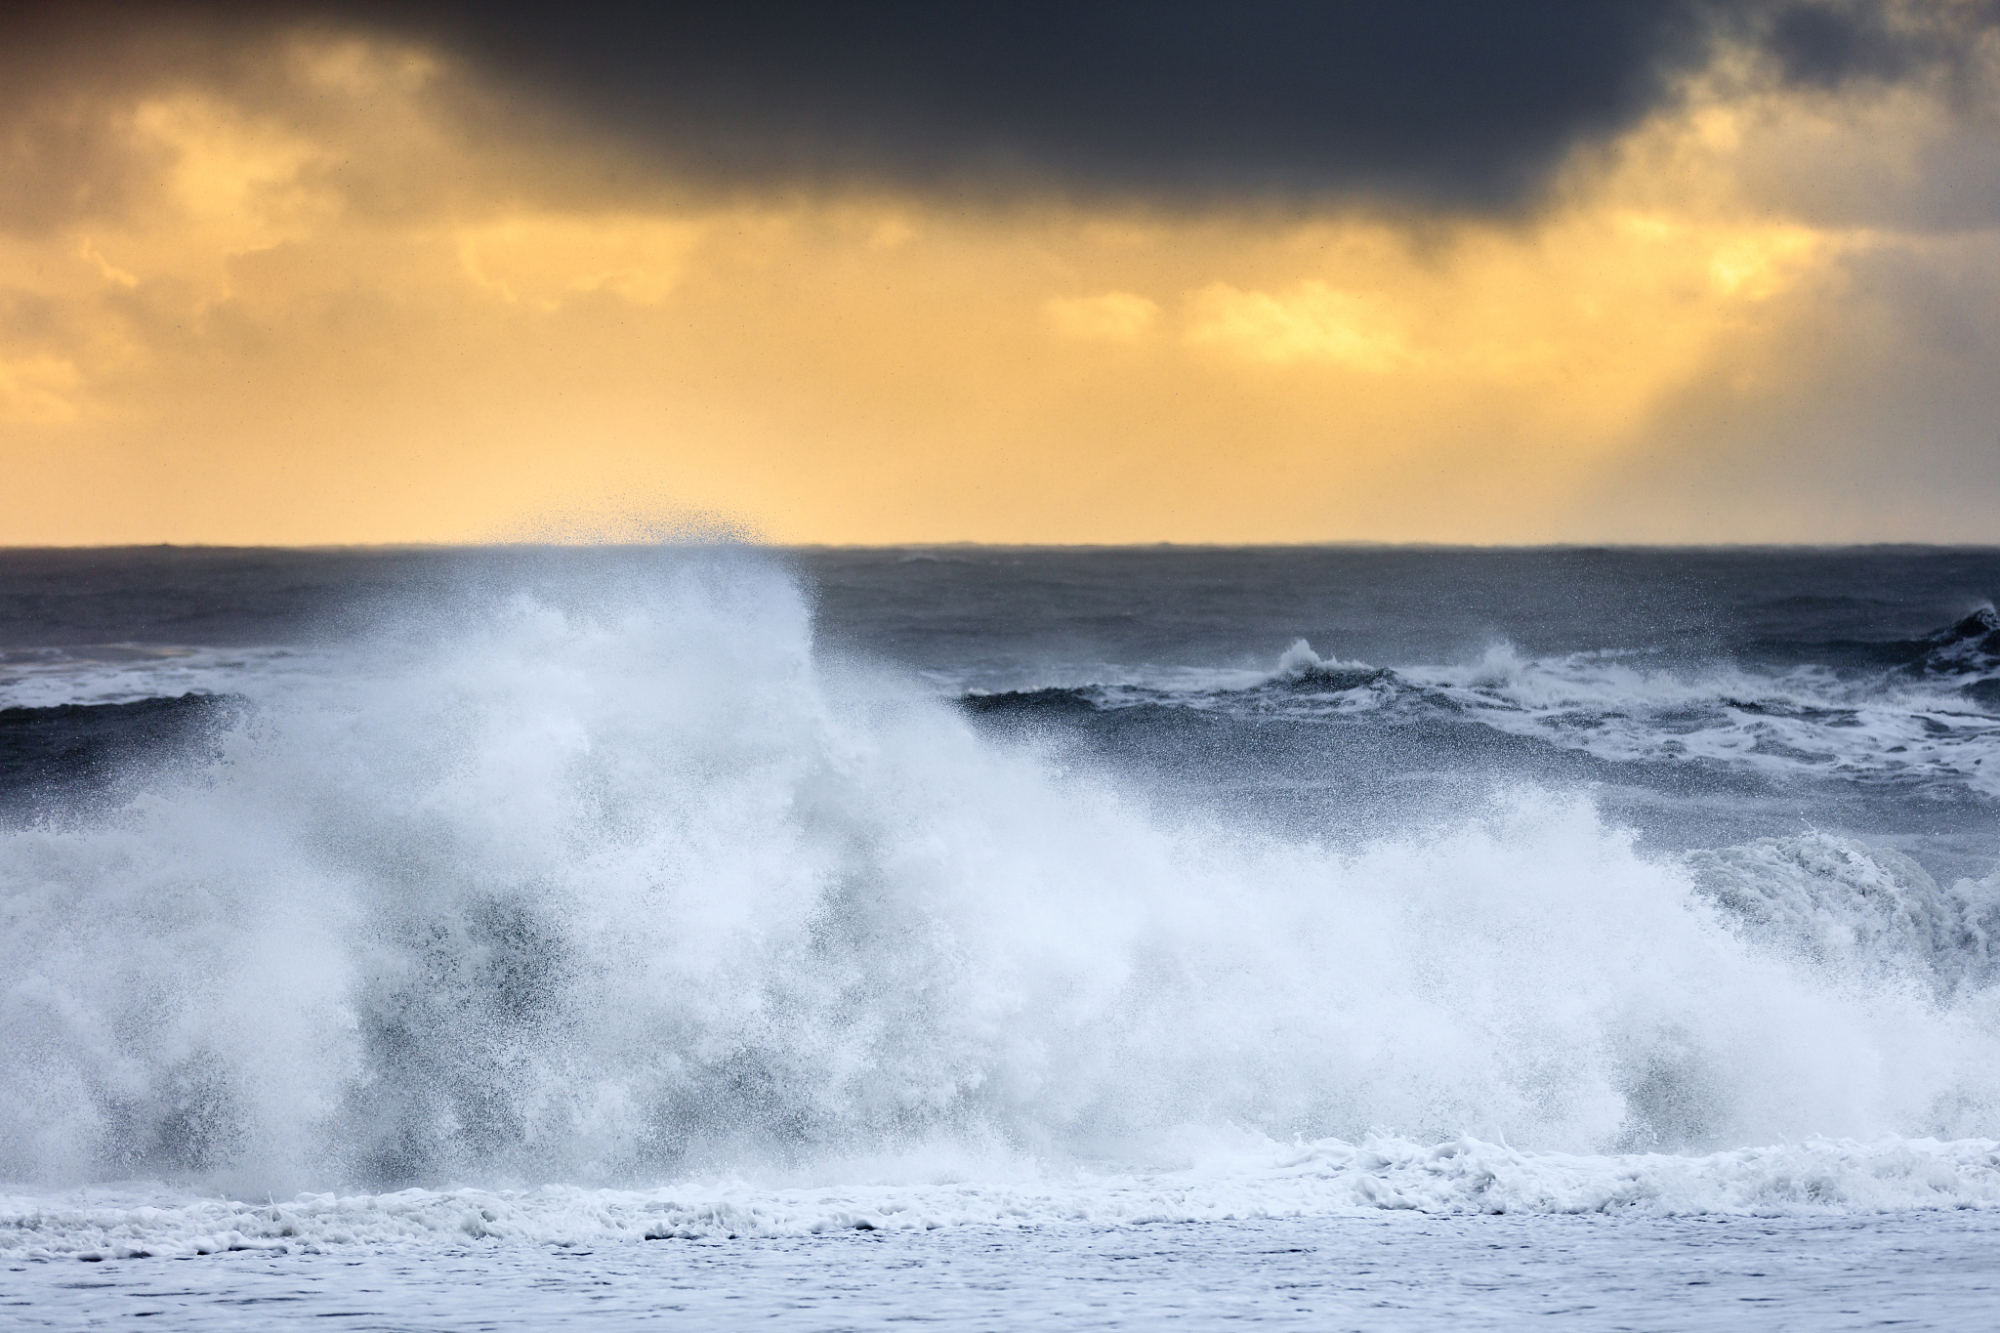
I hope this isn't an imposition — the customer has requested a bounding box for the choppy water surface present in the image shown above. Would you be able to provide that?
[3,545,1999,1327]
[10,1212,2000,1331]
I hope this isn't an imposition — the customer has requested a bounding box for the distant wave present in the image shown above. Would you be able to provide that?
[0,693,240,817]
[0,644,308,711]
[1911,604,2000,705]
[958,614,2000,797]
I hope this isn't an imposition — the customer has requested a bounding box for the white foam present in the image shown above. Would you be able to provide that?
[1690,832,2000,998]
[4,552,1999,1200]
[0,644,330,709]
[1121,637,2000,797]
[1047,638,2000,799]
[1397,645,2000,795]
[7,1134,1999,1261]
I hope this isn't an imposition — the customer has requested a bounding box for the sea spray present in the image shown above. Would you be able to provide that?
[3,549,1998,1199]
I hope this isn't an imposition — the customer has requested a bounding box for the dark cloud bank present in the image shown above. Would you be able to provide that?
[387,0,1703,208]
[312,0,2000,207]
[9,1,1998,211]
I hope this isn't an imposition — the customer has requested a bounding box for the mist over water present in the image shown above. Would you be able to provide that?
[4,546,2000,1221]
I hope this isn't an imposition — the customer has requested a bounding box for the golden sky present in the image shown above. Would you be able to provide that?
[3,8,1999,544]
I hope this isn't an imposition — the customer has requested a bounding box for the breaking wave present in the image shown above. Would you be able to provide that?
[962,612,2000,797]
[3,550,1999,1229]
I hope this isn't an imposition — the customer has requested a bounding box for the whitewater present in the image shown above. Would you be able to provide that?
[4,544,2000,1328]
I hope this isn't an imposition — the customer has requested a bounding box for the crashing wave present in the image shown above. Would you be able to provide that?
[1269,638,1394,692]
[1911,605,2000,678]
[1688,834,2000,1001]
[4,553,1999,1201]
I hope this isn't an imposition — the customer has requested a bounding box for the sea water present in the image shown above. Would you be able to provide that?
[3,545,1999,1328]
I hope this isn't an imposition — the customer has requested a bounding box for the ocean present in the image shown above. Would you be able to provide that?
[3,544,2000,1328]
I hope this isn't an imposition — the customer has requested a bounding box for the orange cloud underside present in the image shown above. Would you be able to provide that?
[0,29,1988,544]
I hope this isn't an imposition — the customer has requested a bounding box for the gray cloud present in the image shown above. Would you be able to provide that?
[1767,0,2000,93]
[1599,232,2000,541]
[334,1,2000,210]
[346,0,1713,209]
[5,2,1998,220]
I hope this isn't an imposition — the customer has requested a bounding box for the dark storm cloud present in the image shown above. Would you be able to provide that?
[345,0,1715,208]
[5,1,1998,212]
[1768,0,2000,92]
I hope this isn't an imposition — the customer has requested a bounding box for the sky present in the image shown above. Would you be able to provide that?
[2,1,1998,545]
